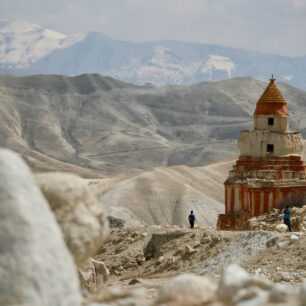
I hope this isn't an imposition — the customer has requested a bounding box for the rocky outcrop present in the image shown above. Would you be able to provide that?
[144,231,189,260]
[36,172,108,267]
[0,149,81,306]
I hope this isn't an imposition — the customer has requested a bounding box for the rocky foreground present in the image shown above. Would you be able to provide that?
[0,148,305,306]
[82,224,306,305]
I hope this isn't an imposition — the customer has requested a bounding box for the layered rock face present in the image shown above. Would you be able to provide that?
[218,78,306,230]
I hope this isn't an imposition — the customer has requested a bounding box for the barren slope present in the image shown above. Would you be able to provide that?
[90,158,235,227]
[0,74,305,176]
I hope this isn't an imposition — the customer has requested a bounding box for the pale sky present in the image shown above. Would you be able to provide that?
[1,0,306,57]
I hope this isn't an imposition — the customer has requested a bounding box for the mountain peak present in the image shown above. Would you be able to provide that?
[0,21,306,90]
[0,20,72,68]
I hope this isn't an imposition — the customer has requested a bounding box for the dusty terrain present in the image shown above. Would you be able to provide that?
[87,158,234,227]
[81,223,306,305]
[1,74,306,176]
[97,226,306,284]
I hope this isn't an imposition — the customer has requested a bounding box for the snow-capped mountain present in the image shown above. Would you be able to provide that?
[0,21,82,68]
[1,21,306,90]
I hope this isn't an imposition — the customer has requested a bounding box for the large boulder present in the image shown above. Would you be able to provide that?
[0,149,81,306]
[36,172,108,266]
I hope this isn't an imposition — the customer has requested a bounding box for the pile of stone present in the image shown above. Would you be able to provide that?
[0,149,109,306]
[246,206,306,232]
[86,264,306,306]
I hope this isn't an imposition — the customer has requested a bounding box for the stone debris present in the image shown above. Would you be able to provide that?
[156,256,165,265]
[87,264,304,305]
[276,224,289,233]
[166,256,176,265]
[201,236,212,244]
[184,245,197,255]
[193,240,201,248]
[126,237,135,244]
[247,206,306,232]
[290,234,299,241]
[136,253,146,265]
[277,240,291,248]
[2,150,305,306]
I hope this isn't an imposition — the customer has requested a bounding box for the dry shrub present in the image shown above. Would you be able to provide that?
[277,191,306,210]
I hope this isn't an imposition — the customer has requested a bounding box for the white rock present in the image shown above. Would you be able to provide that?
[118,266,124,271]
[91,258,110,288]
[219,264,250,301]
[277,240,290,249]
[233,286,270,306]
[126,237,135,243]
[275,224,288,233]
[194,240,201,248]
[79,260,96,293]
[254,268,262,275]
[290,234,299,241]
[185,245,197,255]
[36,172,108,267]
[275,267,282,271]
[0,149,81,306]
[273,271,294,282]
[136,254,146,264]
[157,256,165,265]
[158,274,216,305]
[281,272,294,282]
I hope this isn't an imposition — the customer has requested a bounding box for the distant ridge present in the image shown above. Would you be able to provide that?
[1,21,306,90]
[0,74,305,177]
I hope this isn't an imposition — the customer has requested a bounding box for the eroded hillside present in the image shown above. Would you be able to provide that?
[1,74,306,176]
[88,158,234,227]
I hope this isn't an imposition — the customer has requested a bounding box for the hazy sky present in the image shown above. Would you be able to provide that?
[1,0,306,57]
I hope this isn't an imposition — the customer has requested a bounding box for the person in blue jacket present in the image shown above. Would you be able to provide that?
[188,210,196,229]
[283,205,292,232]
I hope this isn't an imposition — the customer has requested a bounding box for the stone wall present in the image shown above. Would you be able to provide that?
[238,131,303,158]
